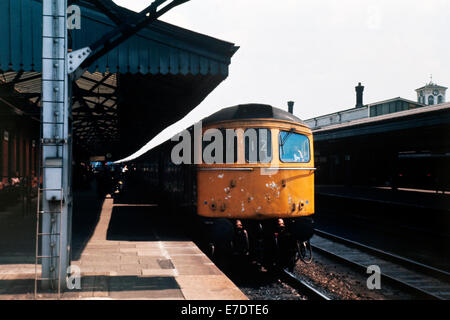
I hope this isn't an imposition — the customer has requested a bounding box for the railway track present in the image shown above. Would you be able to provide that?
[278,268,332,300]
[311,229,450,300]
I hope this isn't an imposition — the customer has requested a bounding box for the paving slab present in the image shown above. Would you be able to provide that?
[176,275,248,300]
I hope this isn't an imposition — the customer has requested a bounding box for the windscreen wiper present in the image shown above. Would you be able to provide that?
[280,128,295,154]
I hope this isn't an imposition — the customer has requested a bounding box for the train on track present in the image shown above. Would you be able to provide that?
[130,104,316,270]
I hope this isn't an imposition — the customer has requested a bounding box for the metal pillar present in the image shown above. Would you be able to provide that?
[41,0,71,290]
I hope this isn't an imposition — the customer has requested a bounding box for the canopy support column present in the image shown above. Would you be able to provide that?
[39,0,71,291]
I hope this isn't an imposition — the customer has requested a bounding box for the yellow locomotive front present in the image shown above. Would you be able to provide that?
[197,119,315,220]
[194,104,315,270]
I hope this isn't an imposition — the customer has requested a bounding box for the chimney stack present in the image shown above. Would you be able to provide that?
[355,82,364,108]
[288,101,294,114]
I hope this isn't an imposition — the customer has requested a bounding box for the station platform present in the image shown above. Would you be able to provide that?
[0,188,247,300]
[316,185,450,212]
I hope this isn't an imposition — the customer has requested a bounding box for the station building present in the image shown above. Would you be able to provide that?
[305,81,448,130]
[416,81,447,106]
[307,81,450,191]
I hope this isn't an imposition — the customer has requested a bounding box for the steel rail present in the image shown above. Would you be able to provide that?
[278,269,332,300]
[312,229,450,300]
[314,229,450,281]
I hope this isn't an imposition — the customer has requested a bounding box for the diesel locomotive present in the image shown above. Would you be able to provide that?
[133,103,315,270]
[195,104,315,269]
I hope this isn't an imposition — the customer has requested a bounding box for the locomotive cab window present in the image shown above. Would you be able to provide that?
[245,128,272,163]
[279,130,310,163]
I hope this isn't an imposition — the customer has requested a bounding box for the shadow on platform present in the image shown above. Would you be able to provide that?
[71,186,104,261]
[0,200,36,265]
[0,275,182,299]
[106,204,189,242]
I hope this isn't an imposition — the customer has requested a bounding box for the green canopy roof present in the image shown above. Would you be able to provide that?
[0,0,238,75]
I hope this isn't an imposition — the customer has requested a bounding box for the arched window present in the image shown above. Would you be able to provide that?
[438,95,444,104]
[428,95,434,105]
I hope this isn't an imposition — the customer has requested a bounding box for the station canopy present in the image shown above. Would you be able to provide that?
[0,0,238,158]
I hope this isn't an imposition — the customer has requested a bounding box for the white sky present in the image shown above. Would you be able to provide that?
[112,0,450,162]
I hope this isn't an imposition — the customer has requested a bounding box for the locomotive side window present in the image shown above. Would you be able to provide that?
[279,131,310,163]
[245,128,272,163]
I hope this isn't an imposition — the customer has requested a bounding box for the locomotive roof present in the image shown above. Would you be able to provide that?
[202,104,306,125]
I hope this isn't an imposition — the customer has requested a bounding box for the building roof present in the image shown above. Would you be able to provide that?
[415,82,448,91]
[366,97,423,107]
[0,0,238,75]
[313,102,450,138]
[305,97,423,123]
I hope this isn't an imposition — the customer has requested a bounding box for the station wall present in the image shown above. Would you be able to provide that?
[0,115,39,206]
[313,124,450,191]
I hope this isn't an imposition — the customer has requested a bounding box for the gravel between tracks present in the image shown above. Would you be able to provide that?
[294,249,416,300]
[222,261,307,300]
[238,273,307,300]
